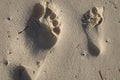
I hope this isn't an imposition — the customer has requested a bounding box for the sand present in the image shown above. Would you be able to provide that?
[0,0,120,80]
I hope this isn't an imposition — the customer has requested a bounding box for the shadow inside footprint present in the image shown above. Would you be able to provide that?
[25,3,57,53]
[87,39,100,56]
[12,66,31,80]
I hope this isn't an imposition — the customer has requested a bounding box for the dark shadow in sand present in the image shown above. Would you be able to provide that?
[24,3,57,53]
[12,66,31,80]
[81,13,100,56]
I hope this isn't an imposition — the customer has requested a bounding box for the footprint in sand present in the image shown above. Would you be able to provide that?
[19,2,61,52]
[81,7,104,56]
[11,66,31,80]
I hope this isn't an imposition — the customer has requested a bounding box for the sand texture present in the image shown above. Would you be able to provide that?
[0,0,120,80]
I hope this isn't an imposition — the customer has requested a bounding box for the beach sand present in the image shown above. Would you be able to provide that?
[0,0,120,80]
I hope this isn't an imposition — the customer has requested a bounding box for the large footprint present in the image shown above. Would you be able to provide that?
[20,2,61,53]
[81,7,104,56]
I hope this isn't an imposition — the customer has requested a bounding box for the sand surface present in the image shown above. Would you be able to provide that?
[0,0,120,80]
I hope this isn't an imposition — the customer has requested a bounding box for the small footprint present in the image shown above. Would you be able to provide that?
[81,7,104,56]
[19,2,61,52]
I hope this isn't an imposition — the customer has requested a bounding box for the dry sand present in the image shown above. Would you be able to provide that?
[0,0,120,80]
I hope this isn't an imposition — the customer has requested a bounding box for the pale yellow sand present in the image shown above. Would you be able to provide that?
[0,0,120,80]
